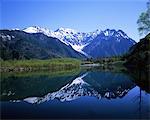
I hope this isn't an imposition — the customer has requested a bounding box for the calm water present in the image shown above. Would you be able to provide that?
[1,68,150,119]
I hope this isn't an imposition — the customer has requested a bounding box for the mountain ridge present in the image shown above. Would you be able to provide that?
[23,26,136,57]
[0,30,85,60]
[14,72,135,104]
[1,26,136,58]
[23,26,100,56]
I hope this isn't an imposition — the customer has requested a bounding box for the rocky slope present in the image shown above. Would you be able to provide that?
[0,30,85,60]
[125,33,150,69]
[83,29,136,58]
[23,26,136,57]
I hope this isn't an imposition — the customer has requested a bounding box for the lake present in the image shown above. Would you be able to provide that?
[1,67,150,119]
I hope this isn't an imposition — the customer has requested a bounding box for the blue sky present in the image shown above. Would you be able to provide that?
[0,0,147,41]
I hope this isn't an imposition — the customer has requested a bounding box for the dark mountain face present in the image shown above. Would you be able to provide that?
[0,30,85,60]
[83,30,136,58]
[21,26,137,58]
[125,33,150,69]
[124,34,150,93]
[0,29,136,60]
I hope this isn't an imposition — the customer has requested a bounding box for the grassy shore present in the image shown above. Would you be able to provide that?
[1,68,80,78]
[0,58,81,72]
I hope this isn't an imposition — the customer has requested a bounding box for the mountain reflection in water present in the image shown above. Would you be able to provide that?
[1,68,150,119]
[23,72,135,104]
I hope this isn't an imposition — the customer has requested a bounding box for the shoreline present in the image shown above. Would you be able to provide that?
[0,58,81,72]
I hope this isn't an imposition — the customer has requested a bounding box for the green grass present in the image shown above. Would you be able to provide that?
[1,68,81,79]
[0,58,81,72]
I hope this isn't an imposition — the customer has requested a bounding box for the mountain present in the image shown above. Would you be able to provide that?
[23,26,101,56]
[0,30,85,60]
[23,26,136,58]
[22,72,134,104]
[124,33,150,69]
[83,29,136,58]
[123,34,150,93]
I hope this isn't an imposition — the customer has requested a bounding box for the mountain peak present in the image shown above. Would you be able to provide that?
[23,26,42,33]
[117,29,128,37]
[55,27,77,34]
[102,29,130,39]
[23,26,51,34]
[21,26,135,57]
[103,29,116,36]
[92,29,102,34]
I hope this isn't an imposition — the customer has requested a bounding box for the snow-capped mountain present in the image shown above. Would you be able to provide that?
[23,26,136,57]
[23,26,101,56]
[21,73,133,104]
[23,26,55,37]
[83,29,136,58]
[0,29,85,60]
[103,29,130,39]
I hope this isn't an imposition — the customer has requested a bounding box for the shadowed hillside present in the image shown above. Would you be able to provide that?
[0,30,85,60]
[124,33,150,70]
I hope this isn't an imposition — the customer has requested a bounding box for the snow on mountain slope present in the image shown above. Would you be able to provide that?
[23,26,135,57]
[103,29,130,40]
[82,29,136,58]
[23,26,56,38]
[23,26,101,56]
[22,72,133,104]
